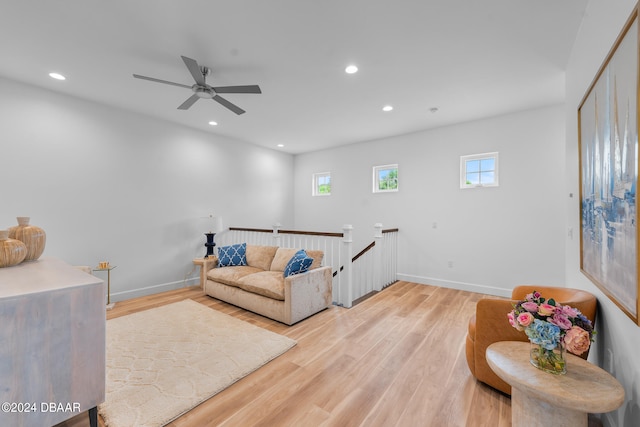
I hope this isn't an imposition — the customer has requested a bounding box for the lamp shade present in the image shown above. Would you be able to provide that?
[213,216,223,233]
[203,214,223,233]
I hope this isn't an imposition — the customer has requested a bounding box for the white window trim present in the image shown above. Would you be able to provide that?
[312,172,331,196]
[460,152,499,189]
[373,164,399,193]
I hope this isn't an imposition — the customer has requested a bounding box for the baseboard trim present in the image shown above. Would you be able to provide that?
[396,273,511,297]
[110,274,511,303]
[111,277,199,302]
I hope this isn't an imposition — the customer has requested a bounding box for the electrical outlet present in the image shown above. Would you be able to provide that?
[448,261,453,268]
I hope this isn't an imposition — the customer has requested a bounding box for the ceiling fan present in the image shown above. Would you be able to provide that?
[133,56,261,115]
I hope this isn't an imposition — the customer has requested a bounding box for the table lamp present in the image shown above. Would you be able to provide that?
[204,214,223,258]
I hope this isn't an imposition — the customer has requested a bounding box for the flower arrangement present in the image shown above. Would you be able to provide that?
[508,291,595,374]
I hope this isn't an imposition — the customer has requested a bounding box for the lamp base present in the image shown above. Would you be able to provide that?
[204,232,216,258]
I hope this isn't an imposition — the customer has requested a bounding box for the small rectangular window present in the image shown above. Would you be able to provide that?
[373,164,399,193]
[312,172,331,196]
[460,152,499,189]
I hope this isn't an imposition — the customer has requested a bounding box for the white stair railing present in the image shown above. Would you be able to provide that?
[349,225,399,305]
[379,225,399,290]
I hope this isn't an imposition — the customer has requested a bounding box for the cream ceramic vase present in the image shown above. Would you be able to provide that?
[0,229,27,268]
[8,217,46,261]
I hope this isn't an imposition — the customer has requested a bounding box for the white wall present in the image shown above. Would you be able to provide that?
[0,77,294,301]
[293,104,566,297]
[565,1,640,425]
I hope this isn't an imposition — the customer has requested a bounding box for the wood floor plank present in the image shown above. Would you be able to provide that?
[55,282,511,427]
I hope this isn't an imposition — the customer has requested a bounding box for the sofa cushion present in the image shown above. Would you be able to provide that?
[271,248,323,271]
[246,245,278,271]
[207,265,262,287]
[306,249,324,270]
[218,243,247,267]
[237,271,285,300]
[284,249,314,277]
[270,248,298,271]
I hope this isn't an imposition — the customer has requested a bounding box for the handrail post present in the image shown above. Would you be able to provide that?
[373,223,383,291]
[272,223,281,247]
[342,224,353,308]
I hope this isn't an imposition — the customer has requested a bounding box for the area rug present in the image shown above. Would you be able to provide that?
[98,299,297,427]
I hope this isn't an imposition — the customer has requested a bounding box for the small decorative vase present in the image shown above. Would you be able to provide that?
[0,230,27,268]
[530,341,566,375]
[8,217,46,261]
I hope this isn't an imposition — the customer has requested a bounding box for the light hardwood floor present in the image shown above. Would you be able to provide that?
[57,282,511,427]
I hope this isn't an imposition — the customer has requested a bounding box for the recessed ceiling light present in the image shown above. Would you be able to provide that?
[382,105,393,112]
[49,72,66,80]
[277,144,284,148]
[345,65,358,74]
[208,121,218,126]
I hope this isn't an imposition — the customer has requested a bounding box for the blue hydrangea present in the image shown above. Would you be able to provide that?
[525,319,561,350]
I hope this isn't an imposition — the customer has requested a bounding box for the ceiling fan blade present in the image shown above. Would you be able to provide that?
[178,94,200,110]
[181,56,206,86]
[133,74,192,89]
[213,95,245,115]
[212,85,262,94]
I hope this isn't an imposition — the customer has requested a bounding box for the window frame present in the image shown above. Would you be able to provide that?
[373,164,399,193]
[312,172,332,196]
[460,152,499,189]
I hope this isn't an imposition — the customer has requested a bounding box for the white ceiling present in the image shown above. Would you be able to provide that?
[0,0,588,154]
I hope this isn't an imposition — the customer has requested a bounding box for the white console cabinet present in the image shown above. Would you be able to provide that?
[0,257,105,427]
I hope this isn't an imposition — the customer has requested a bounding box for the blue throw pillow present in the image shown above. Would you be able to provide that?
[217,243,247,267]
[283,249,314,277]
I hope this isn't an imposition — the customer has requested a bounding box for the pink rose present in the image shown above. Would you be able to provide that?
[564,326,591,355]
[538,303,556,316]
[561,305,579,318]
[550,313,572,330]
[508,310,523,331]
[517,312,534,327]
[521,301,539,312]
[525,292,541,300]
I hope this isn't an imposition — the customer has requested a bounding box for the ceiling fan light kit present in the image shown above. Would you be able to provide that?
[194,87,214,99]
[133,55,261,115]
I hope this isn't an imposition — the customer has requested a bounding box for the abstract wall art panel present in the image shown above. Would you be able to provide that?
[579,6,640,325]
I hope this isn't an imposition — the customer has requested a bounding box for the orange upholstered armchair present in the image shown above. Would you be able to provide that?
[465,285,597,395]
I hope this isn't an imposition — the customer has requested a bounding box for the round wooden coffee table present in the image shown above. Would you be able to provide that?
[486,341,624,427]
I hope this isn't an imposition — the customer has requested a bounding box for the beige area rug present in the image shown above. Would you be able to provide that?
[98,299,297,427]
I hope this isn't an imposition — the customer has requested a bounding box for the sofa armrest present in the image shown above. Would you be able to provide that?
[473,298,528,394]
[475,298,528,352]
[283,266,333,325]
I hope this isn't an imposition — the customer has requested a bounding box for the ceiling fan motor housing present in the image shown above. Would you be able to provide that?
[194,85,214,99]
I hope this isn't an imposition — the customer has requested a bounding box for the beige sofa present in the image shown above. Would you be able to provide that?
[200,244,332,325]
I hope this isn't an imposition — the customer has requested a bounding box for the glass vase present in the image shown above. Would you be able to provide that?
[529,342,566,375]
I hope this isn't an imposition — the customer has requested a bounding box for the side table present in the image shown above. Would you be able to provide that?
[486,341,624,427]
[193,257,216,290]
[93,265,116,310]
